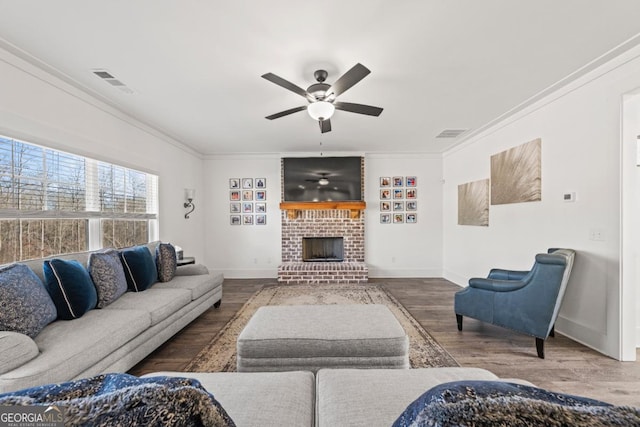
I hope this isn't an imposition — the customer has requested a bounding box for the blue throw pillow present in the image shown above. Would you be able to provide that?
[0,263,57,338]
[119,246,158,292]
[88,250,128,308]
[156,243,177,282]
[392,380,639,427]
[43,259,97,320]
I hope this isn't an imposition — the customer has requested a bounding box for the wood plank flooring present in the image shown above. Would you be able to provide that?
[129,278,640,406]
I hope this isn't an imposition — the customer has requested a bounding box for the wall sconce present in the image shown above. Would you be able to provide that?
[184,188,195,219]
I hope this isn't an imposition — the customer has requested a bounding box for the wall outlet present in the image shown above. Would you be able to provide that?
[589,229,605,241]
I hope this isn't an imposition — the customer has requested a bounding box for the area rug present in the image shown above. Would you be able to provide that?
[184,283,459,372]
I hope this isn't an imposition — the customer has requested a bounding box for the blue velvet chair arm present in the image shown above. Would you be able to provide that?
[468,278,528,292]
[487,269,529,280]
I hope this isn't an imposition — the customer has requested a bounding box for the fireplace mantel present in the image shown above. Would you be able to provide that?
[279,201,366,219]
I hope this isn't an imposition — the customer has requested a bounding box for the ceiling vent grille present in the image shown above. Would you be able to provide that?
[92,69,133,94]
[436,129,468,138]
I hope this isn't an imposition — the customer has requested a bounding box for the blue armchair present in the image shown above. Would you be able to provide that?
[454,248,575,358]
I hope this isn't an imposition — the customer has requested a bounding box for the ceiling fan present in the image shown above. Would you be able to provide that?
[305,172,332,186]
[262,63,383,133]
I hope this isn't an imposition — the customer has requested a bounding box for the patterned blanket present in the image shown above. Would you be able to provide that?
[0,373,235,427]
[392,380,640,427]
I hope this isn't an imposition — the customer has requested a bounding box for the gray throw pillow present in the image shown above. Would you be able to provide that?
[0,263,57,338]
[156,243,177,282]
[89,250,128,308]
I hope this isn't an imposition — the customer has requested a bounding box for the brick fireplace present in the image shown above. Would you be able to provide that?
[278,208,368,284]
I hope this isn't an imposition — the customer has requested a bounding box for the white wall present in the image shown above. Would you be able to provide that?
[204,153,444,278]
[443,45,640,360]
[365,153,443,277]
[0,47,207,262]
[203,155,282,278]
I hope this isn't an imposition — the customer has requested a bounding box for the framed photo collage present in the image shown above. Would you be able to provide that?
[379,176,417,224]
[229,177,267,225]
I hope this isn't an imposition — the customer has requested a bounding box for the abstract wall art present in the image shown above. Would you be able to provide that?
[490,138,542,205]
[458,179,490,226]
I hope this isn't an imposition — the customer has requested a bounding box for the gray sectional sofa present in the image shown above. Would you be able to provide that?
[148,367,532,427]
[0,242,223,393]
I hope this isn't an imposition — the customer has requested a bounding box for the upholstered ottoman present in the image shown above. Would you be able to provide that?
[236,304,409,372]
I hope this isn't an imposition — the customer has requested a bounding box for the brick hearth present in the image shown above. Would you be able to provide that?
[278,209,368,284]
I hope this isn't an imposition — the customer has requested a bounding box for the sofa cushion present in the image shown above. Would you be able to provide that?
[315,368,506,427]
[88,250,128,308]
[0,263,57,337]
[392,380,640,427]
[153,272,222,300]
[156,243,177,282]
[0,373,236,427]
[145,371,314,427]
[119,246,158,292]
[103,288,191,326]
[0,332,39,375]
[43,259,98,320]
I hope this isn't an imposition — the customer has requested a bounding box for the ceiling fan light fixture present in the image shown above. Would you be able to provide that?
[318,178,330,185]
[307,101,335,121]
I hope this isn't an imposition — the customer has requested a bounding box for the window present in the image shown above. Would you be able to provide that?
[0,135,158,264]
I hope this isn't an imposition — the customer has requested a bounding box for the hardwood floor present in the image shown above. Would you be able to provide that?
[129,278,640,406]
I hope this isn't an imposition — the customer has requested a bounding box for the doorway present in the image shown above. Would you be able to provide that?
[621,90,640,360]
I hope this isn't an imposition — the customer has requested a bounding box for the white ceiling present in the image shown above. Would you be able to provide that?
[1,1,640,156]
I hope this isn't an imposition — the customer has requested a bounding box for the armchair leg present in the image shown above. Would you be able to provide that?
[456,314,463,331]
[535,338,545,359]
[549,325,555,337]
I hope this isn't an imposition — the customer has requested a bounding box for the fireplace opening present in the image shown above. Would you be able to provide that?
[302,237,344,262]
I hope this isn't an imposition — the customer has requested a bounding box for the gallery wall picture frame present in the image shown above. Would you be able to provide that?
[230,215,241,225]
[255,202,266,213]
[255,190,266,201]
[242,202,253,213]
[230,191,241,201]
[378,173,418,224]
[230,202,241,213]
[242,190,253,201]
[229,178,240,189]
[256,214,267,225]
[242,178,253,189]
[255,178,266,188]
[243,215,253,225]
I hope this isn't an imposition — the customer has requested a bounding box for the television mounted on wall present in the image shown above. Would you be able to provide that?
[282,156,362,202]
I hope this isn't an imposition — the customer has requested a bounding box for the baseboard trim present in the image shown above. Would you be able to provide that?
[368,268,441,278]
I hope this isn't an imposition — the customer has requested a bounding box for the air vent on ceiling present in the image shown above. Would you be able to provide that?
[92,69,133,94]
[436,129,468,138]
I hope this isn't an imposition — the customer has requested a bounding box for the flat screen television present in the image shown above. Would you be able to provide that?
[282,156,362,202]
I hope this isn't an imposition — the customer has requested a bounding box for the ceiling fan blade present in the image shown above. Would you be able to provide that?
[319,119,332,133]
[327,63,371,97]
[262,73,311,99]
[265,105,307,120]
[334,101,383,117]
